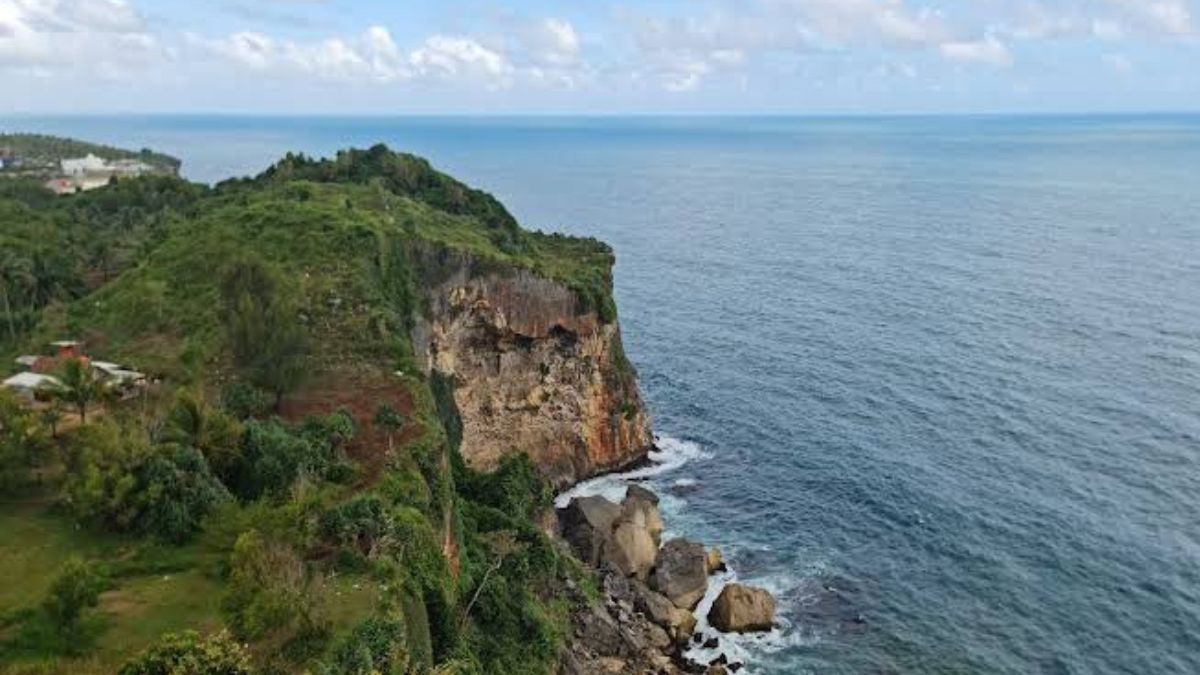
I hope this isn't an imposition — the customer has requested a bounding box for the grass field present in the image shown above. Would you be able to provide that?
[0,499,383,674]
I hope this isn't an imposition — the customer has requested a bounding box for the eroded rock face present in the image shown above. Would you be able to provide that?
[652,539,710,611]
[708,584,776,633]
[411,248,653,488]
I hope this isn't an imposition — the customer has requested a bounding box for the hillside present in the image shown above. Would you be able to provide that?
[0,145,652,674]
[0,134,180,176]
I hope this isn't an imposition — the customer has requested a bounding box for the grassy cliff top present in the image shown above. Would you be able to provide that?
[9,145,618,379]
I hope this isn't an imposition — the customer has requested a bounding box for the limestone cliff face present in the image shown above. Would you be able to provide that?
[410,247,653,488]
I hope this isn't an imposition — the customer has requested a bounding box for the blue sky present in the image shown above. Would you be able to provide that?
[3,0,1198,113]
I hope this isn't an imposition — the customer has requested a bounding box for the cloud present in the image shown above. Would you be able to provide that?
[940,36,1014,67]
[1108,0,1194,35]
[0,0,163,75]
[535,18,580,66]
[410,35,512,85]
[202,27,409,81]
[199,26,520,89]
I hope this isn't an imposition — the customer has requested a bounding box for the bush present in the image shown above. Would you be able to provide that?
[222,530,327,644]
[221,383,273,420]
[62,420,229,542]
[227,414,353,500]
[119,630,254,675]
[321,616,408,675]
[320,496,391,558]
[43,557,103,639]
[0,389,52,492]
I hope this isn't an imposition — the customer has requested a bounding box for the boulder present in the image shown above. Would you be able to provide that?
[608,503,659,580]
[622,487,664,548]
[706,547,726,574]
[651,539,709,610]
[631,579,697,644]
[707,584,776,633]
[558,496,621,567]
[626,483,659,505]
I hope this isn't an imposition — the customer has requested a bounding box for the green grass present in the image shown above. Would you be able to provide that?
[0,504,125,611]
[0,504,222,673]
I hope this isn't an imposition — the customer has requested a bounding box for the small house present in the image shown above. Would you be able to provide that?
[91,361,146,386]
[2,372,61,400]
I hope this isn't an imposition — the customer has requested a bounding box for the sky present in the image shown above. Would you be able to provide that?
[2,0,1199,114]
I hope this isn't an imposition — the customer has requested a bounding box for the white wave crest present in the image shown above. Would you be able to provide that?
[554,435,710,508]
[685,568,812,674]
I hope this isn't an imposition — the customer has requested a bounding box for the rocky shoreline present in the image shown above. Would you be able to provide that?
[556,483,776,674]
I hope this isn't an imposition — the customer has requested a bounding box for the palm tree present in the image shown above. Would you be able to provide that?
[52,359,104,424]
[0,250,33,342]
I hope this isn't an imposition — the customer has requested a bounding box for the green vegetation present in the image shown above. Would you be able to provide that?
[42,557,103,643]
[119,630,253,675]
[0,134,180,174]
[0,142,629,674]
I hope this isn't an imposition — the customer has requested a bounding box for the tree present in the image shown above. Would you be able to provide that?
[0,389,50,491]
[222,530,328,643]
[43,557,102,640]
[322,616,409,675]
[52,357,104,423]
[119,630,254,675]
[63,419,229,542]
[219,257,308,411]
[374,404,404,453]
[0,249,33,342]
[459,530,524,632]
[39,399,64,439]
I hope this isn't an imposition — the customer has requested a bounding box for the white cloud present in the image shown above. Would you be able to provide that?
[203,26,410,81]
[410,35,512,85]
[0,0,163,75]
[1117,0,1194,35]
[940,35,1014,67]
[536,18,580,66]
[201,27,519,89]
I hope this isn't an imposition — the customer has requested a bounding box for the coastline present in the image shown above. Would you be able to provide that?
[554,435,785,674]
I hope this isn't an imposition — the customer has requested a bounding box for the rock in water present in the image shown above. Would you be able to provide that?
[626,483,660,505]
[622,486,664,547]
[559,496,621,567]
[609,515,658,580]
[652,538,709,610]
[706,547,726,574]
[707,584,776,633]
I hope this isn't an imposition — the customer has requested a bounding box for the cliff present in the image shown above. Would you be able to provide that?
[0,144,656,674]
[411,248,652,488]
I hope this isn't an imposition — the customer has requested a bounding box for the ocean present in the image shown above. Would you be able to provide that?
[6,115,1199,674]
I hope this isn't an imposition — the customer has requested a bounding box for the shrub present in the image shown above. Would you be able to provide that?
[222,530,327,643]
[320,495,395,558]
[43,557,103,639]
[228,414,353,500]
[221,382,273,420]
[321,616,408,675]
[62,420,229,542]
[119,630,254,675]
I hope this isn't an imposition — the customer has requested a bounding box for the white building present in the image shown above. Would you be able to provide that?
[61,153,108,176]
[2,372,61,399]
